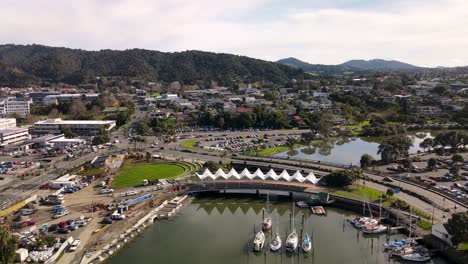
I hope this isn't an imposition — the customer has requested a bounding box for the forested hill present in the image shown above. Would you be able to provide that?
[0,44,304,87]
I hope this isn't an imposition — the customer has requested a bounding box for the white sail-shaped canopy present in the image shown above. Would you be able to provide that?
[196,168,318,185]
[239,168,252,180]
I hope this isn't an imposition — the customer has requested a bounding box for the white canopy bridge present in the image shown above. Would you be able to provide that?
[196,168,321,184]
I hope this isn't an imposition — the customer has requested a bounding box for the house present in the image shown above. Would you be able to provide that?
[236,107,253,114]
[135,89,147,97]
[292,116,306,127]
[148,109,172,119]
[91,155,110,168]
[431,224,453,246]
[415,106,441,115]
[223,102,237,112]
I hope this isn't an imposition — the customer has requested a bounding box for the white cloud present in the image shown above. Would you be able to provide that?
[0,0,467,67]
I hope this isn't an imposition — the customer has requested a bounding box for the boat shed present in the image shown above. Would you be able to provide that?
[431,223,453,246]
[49,174,78,189]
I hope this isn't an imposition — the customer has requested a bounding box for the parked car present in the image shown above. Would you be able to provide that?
[53,211,69,219]
[58,227,71,234]
[102,217,113,224]
[48,224,59,232]
[101,188,114,194]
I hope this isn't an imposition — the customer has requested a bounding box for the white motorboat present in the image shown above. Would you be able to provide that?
[302,233,312,253]
[285,230,298,253]
[270,232,282,251]
[253,231,265,252]
[362,224,387,234]
[401,253,431,262]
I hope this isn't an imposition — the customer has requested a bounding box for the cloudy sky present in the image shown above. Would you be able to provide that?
[2,0,468,67]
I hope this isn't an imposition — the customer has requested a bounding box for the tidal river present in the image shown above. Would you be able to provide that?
[108,195,446,264]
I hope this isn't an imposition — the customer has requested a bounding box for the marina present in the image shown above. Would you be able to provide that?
[107,195,448,264]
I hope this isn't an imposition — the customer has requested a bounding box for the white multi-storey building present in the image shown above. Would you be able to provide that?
[0,128,31,147]
[0,97,33,117]
[33,118,116,136]
[0,118,17,130]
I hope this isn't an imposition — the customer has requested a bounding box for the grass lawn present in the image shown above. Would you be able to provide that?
[112,162,186,187]
[459,242,468,251]
[180,139,200,149]
[344,120,370,129]
[79,167,104,176]
[247,144,301,156]
[332,184,383,202]
[332,184,432,220]
[417,220,433,230]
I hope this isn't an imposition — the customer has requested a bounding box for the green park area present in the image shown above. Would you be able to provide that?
[112,162,186,188]
[180,139,200,149]
[332,184,432,222]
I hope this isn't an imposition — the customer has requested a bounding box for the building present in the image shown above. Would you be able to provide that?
[431,224,453,246]
[49,174,78,189]
[0,97,33,116]
[0,128,31,147]
[415,106,441,115]
[135,89,147,97]
[33,118,116,136]
[0,118,17,130]
[28,92,60,105]
[43,93,100,105]
[91,155,110,168]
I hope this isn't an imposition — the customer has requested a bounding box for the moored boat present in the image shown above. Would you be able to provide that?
[401,253,431,262]
[302,233,312,253]
[253,231,265,252]
[296,201,309,208]
[270,232,282,252]
[362,224,387,234]
[285,230,298,253]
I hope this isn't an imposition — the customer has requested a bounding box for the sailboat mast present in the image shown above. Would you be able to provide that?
[379,194,382,218]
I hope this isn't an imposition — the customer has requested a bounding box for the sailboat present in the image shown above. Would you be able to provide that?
[286,203,298,253]
[253,230,265,252]
[270,214,282,252]
[302,233,312,253]
[401,253,431,262]
[262,194,272,231]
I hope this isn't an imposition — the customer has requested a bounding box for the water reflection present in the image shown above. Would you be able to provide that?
[108,196,446,264]
[276,134,432,165]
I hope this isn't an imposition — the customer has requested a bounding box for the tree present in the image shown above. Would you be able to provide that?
[61,127,77,138]
[92,128,110,145]
[419,138,434,152]
[69,99,87,119]
[324,168,362,187]
[445,212,468,245]
[285,137,297,151]
[48,108,63,119]
[377,135,413,163]
[360,154,374,169]
[317,112,334,136]
[386,188,395,196]
[26,114,36,125]
[204,161,221,172]
[145,152,151,162]
[427,158,437,170]
[300,132,315,148]
[452,154,463,164]
[0,224,16,264]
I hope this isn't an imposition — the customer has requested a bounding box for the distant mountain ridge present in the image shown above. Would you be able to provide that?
[277,57,422,72]
[0,44,304,87]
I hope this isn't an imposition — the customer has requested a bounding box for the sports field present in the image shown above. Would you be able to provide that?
[112,162,185,187]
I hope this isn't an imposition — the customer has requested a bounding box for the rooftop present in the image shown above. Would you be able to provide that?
[34,118,116,125]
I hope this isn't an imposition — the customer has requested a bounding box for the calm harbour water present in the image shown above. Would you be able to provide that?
[275,134,430,165]
[108,195,446,264]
